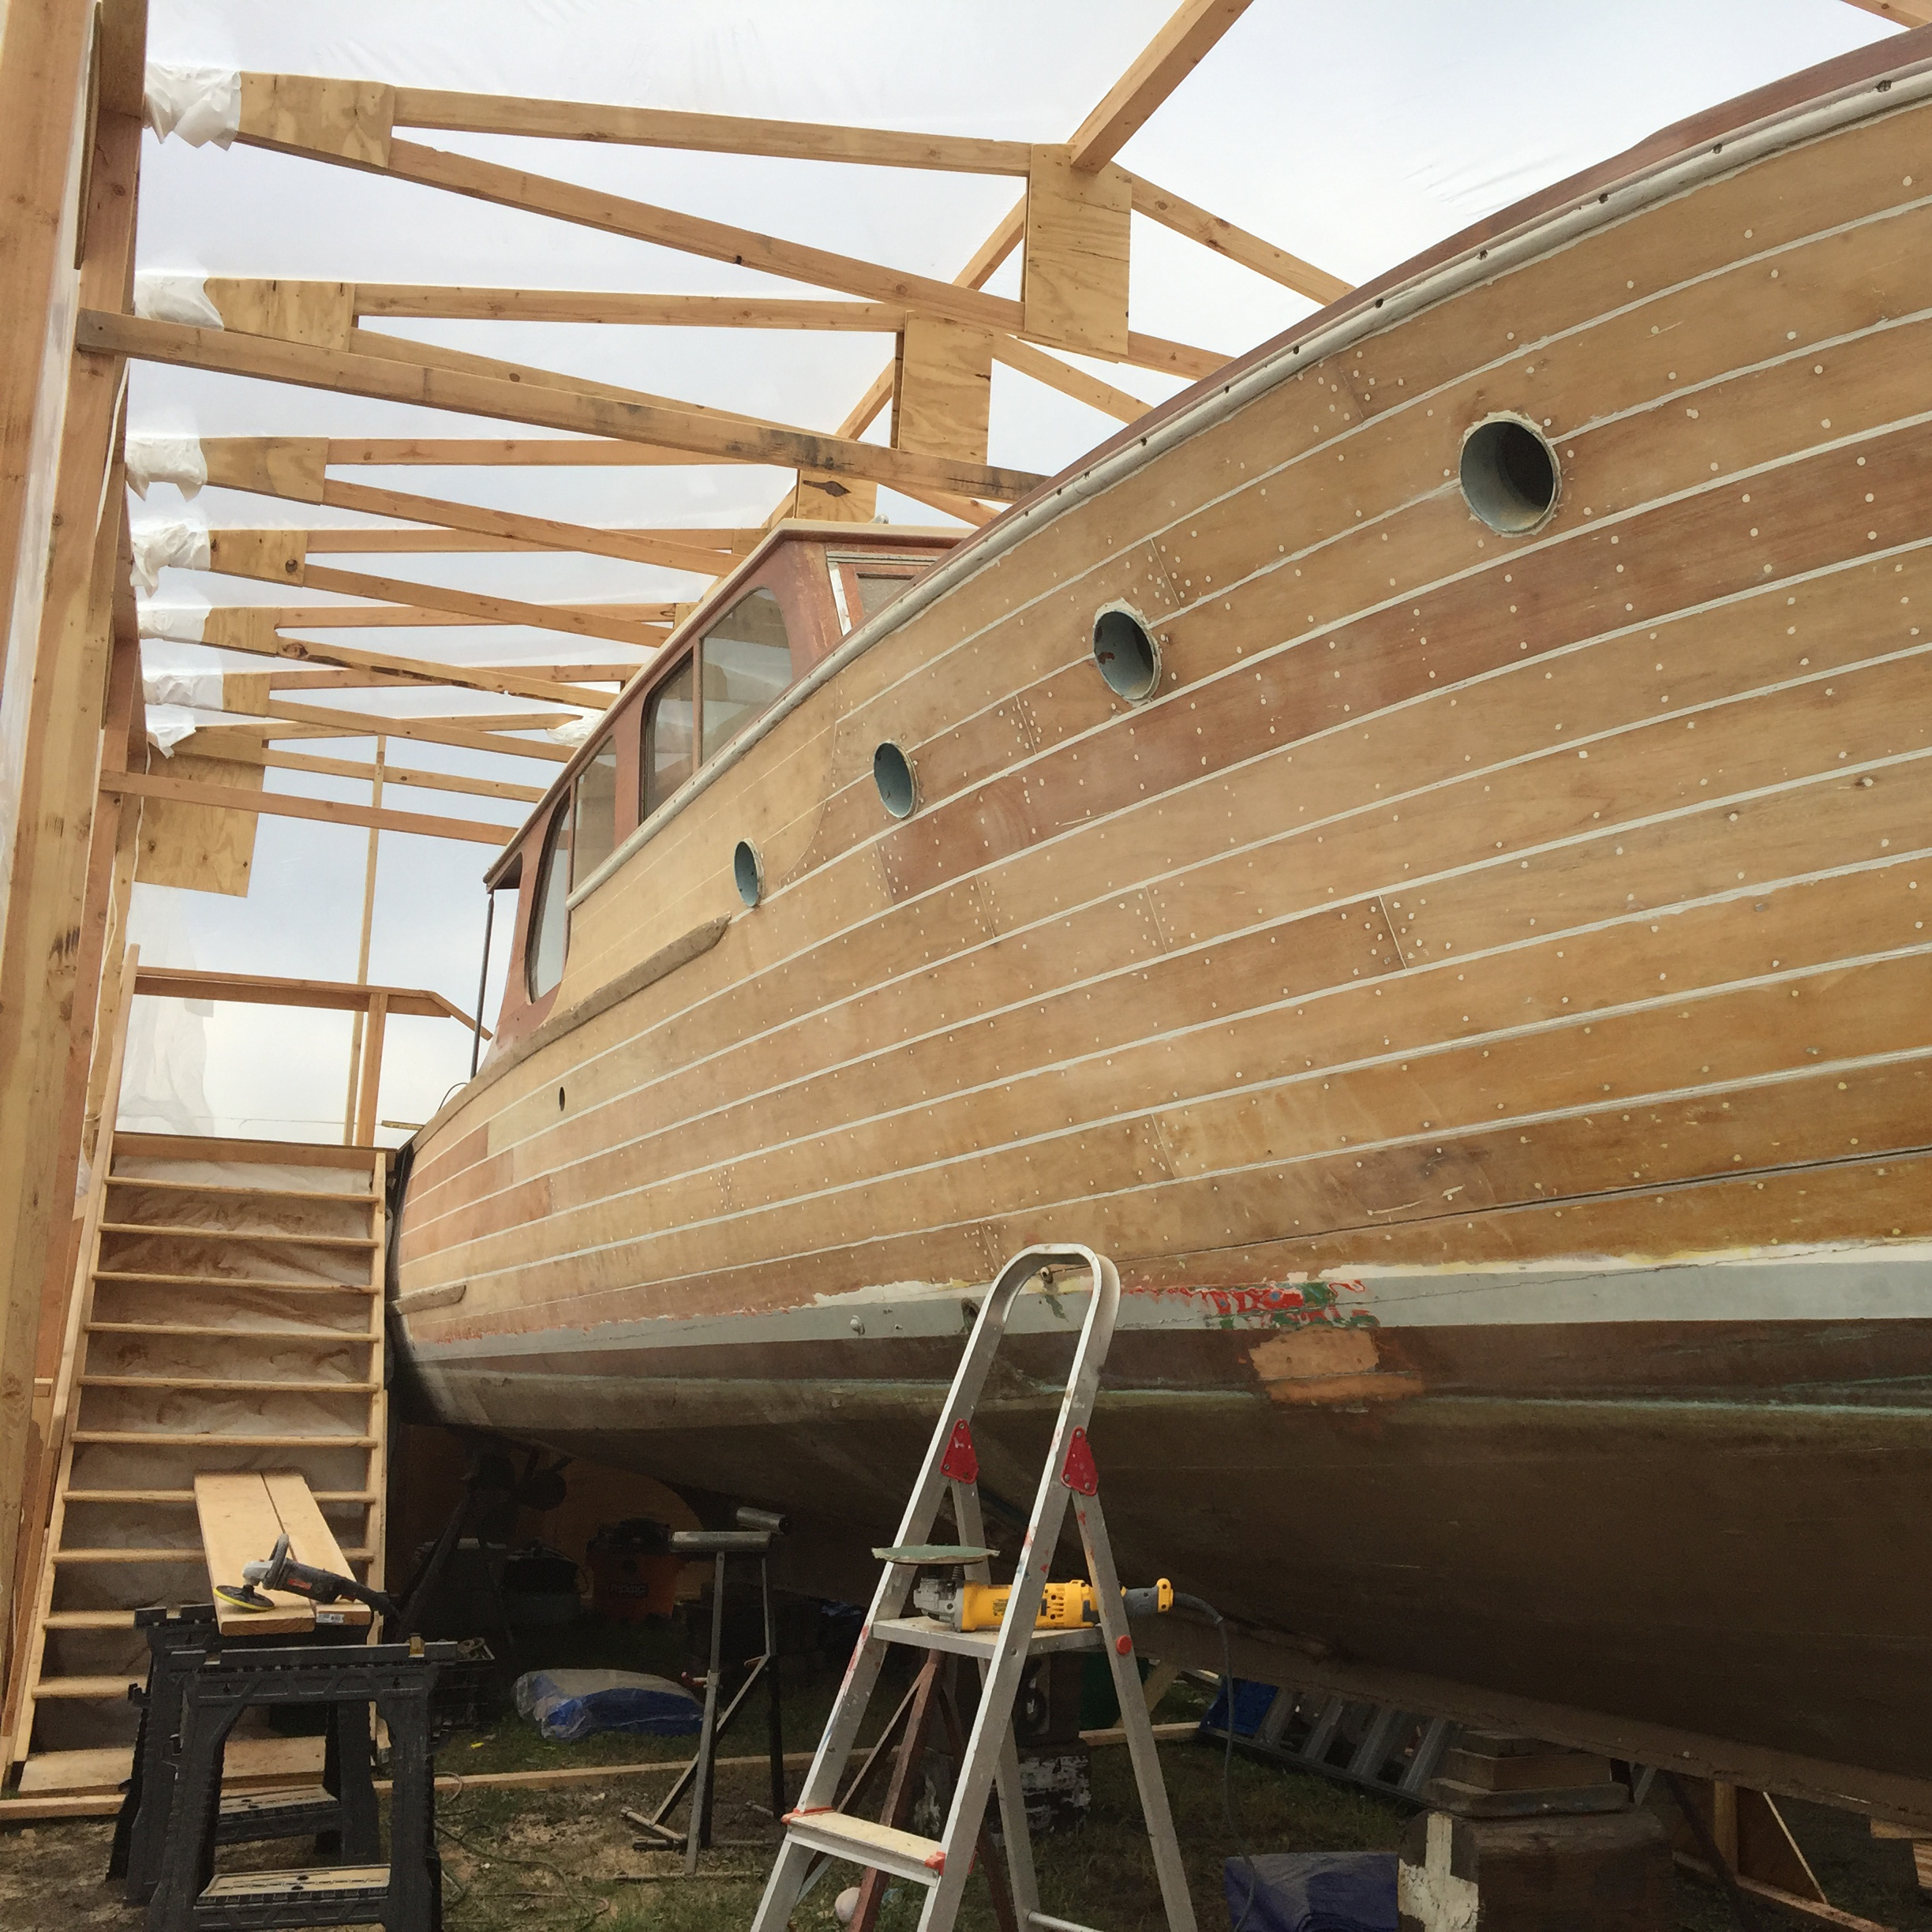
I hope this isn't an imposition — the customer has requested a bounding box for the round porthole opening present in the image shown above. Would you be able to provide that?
[1092,605,1160,702]
[1459,417,1559,534]
[733,839,763,908]
[873,741,917,819]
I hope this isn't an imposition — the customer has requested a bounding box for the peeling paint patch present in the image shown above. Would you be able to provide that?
[1249,1327,1423,1405]
[1193,1277,1377,1329]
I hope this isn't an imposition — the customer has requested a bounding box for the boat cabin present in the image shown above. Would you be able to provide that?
[484,522,959,1048]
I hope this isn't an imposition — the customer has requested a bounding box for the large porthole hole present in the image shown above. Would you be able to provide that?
[1459,416,1559,534]
[733,839,763,908]
[1092,604,1160,702]
[873,741,917,819]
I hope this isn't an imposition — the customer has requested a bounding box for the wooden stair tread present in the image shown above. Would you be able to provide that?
[92,1270,375,1293]
[52,1545,371,1563]
[84,1321,377,1339]
[65,1489,377,1505]
[39,1612,137,1631]
[70,1430,379,1447]
[32,1676,144,1698]
[16,1737,327,1796]
[79,1375,378,1392]
[108,1176,374,1203]
[98,1222,377,1248]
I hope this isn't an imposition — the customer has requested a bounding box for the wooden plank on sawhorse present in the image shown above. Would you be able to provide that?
[195,1471,373,1637]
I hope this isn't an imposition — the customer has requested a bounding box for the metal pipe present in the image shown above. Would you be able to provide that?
[470,888,495,1078]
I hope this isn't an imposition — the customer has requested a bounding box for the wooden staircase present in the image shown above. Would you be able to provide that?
[4,1129,388,1795]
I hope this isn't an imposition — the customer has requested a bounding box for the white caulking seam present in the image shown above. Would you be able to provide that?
[451,1027,1932,1301]
[481,687,1932,1182]
[422,935,1932,1263]
[462,1100,1932,1318]
[761,193,1932,762]
[559,78,1932,896]
[476,755,1932,1224]
[545,515,1932,1119]
[572,272,1932,915]
[549,491,1932,1129]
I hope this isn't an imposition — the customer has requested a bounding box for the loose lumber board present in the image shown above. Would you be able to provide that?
[133,753,262,897]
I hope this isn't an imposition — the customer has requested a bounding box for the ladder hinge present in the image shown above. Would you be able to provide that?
[939,1421,978,1482]
[1060,1427,1098,1496]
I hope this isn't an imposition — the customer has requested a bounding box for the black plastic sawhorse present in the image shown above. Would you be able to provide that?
[110,1605,379,1907]
[145,1637,469,1932]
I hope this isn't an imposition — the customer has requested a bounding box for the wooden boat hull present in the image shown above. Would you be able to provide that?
[398,39,1932,1799]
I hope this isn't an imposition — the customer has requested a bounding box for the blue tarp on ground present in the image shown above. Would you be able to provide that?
[1223,1852,1398,1932]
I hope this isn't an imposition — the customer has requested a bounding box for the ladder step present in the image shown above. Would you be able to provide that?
[70,1431,378,1447]
[99,1222,377,1249]
[32,1675,142,1698]
[79,1375,378,1393]
[65,1490,378,1505]
[93,1271,376,1294]
[108,1176,374,1203]
[872,1614,1102,1659]
[781,1809,948,1885]
[86,1321,377,1340]
[200,1864,390,1905]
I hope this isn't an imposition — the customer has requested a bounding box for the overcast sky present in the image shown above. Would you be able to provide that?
[122,0,1894,1145]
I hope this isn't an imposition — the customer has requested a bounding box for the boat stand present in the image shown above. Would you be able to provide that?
[625,1506,788,1874]
[749,1243,1196,1932]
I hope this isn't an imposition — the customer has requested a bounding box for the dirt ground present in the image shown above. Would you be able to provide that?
[2,1633,1926,1931]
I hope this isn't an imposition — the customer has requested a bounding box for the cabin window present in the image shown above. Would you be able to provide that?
[525,805,571,1000]
[829,556,925,635]
[700,587,792,762]
[641,656,695,820]
[570,741,619,888]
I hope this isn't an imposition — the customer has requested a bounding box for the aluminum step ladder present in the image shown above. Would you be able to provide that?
[749,1244,1197,1932]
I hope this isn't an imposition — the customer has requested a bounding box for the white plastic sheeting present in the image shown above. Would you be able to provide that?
[143,665,227,709]
[142,62,242,148]
[134,271,224,329]
[145,704,201,755]
[546,711,598,746]
[119,894,214,1137]
[125,435,208,500]
[130,516,212,595]
[137,597,212,645]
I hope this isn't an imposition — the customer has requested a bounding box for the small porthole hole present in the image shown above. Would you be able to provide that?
[1092,604,1160,702]
[873,741,916,819]
[1459,416,1559,534]
[733,839,763,908]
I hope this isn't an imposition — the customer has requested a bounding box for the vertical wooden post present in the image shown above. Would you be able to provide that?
[354,992,389,1146]
[0,21,144,1693]
[1711,1780,1739,1872]
[0,0,95,655]
[341,736,385,1142]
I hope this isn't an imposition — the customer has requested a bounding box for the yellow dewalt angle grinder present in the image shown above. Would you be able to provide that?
[912,1572,1174,1633]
